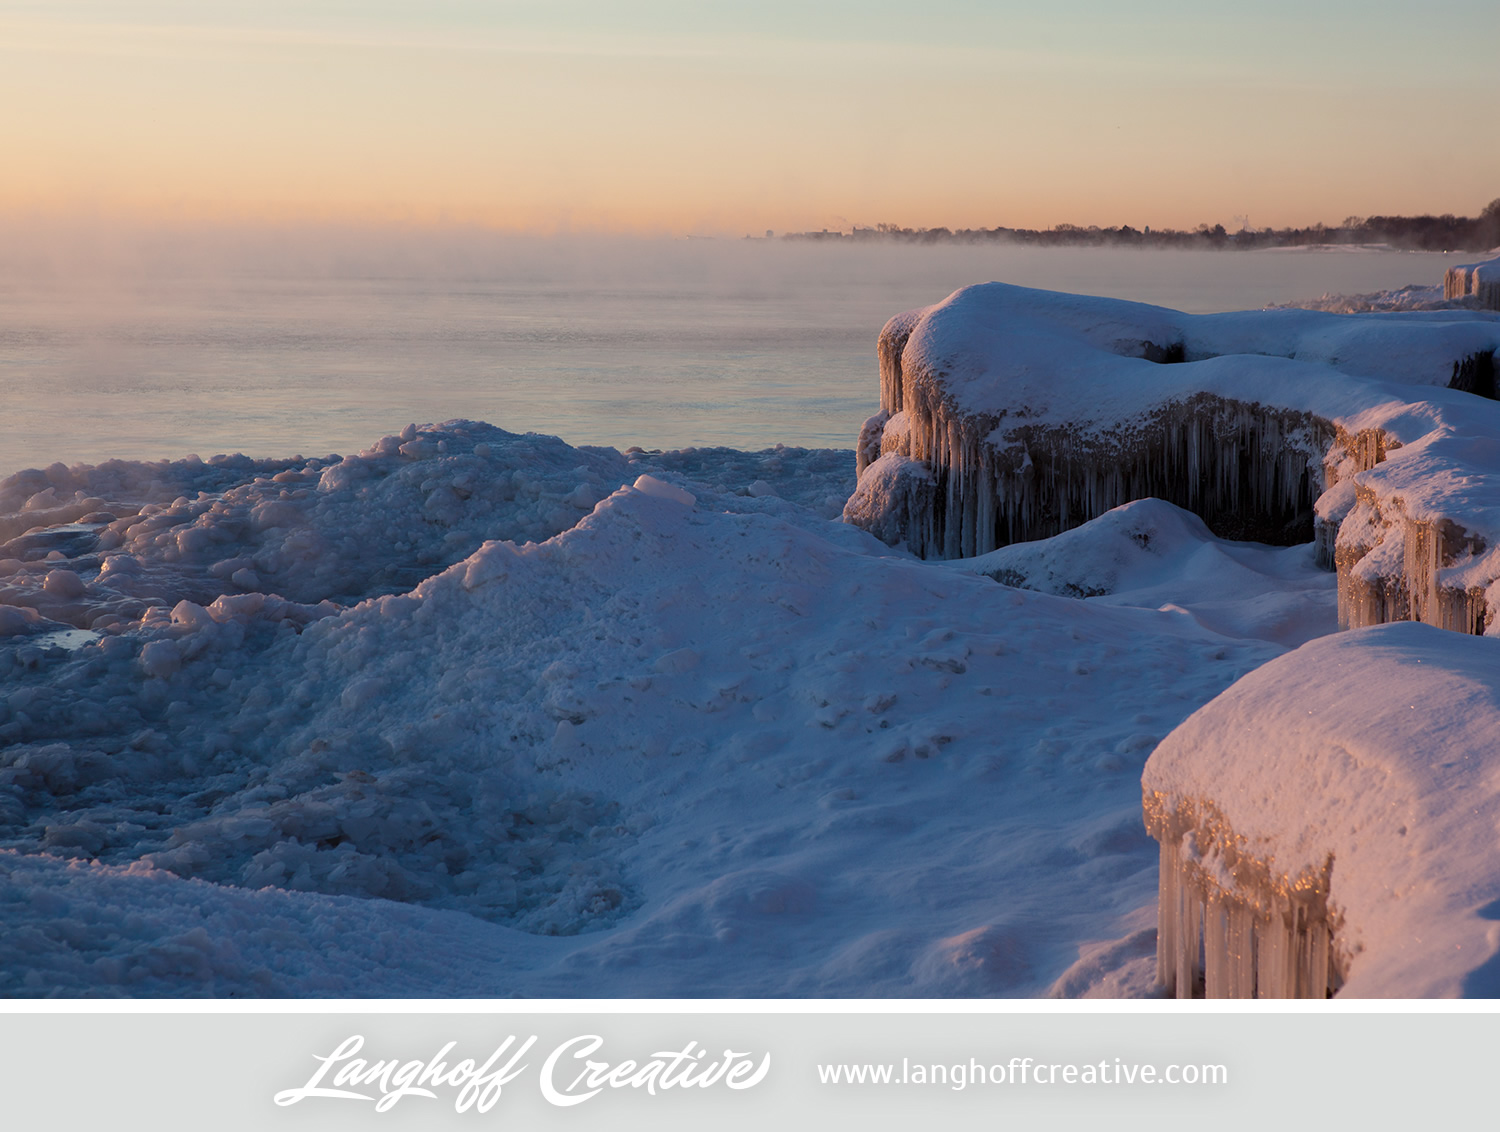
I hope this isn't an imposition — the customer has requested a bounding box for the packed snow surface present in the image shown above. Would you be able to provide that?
[0,421,1308,997]
[1144,622,1500,998]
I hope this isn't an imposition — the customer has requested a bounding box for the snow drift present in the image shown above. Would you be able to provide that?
[1143,622,1500,998]
[846,283,1500,634]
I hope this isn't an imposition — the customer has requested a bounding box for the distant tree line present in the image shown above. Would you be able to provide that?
[778,199,1500,252]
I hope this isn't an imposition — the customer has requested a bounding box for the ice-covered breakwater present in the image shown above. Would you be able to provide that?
[1143,622,1500,997]
[845,283,1500,634]
[1445,254,1500,310]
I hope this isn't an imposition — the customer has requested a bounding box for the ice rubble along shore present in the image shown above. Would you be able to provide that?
[845,283,1500,634]
[0,421,1284,996]
[1143,622,1500,998]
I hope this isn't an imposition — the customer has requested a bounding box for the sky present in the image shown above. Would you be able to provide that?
[2,0,1497,235]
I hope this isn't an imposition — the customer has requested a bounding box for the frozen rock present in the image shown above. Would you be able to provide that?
[1143,622,1500,997]
[848,283,1500,634]
[1445,255,1500,310]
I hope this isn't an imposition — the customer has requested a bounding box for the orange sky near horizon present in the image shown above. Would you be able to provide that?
[4,3,1497,237]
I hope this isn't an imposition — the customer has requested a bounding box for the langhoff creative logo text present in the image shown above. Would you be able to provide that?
[273,1034,772,1113]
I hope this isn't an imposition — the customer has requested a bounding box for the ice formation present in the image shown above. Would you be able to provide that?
[0,420,1296,996]
[1445,254,1500,310]
[846,283,1500,634]
[1143,622,1500,998]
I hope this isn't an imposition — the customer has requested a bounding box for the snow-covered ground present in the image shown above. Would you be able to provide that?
[0,421,1320,997]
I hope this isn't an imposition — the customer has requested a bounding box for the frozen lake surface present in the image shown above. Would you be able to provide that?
[0,233,1465,473]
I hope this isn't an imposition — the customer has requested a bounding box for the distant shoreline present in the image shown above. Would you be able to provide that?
[760,203,1500,254]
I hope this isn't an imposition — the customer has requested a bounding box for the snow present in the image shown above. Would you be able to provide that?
[1143,622,1500,998]
[0,420,1291,997]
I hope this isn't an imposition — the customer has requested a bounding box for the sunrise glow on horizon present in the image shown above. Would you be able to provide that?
[3,0,1498,236]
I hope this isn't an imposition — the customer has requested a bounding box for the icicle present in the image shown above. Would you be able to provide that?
[1203,897,1228,999]
[1228,901,1256,997]
[1307,919,1330,1000]
[1144,791,1341,999]
[1176,876,1202,998]
[1256,910,1290,999]
[1314,517,1339,571]
[1445,257,1500,310]
[877,311,920,415]
[1157,836,1178,997]
[1405,519,1442,626]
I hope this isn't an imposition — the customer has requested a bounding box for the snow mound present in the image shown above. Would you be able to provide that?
[959,498,1222,599]
[1143,622,1500,997]
[952,498,1335,646]
[847,283,1500,635]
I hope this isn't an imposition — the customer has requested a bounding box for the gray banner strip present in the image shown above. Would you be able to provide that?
[1,1010,1491,1130]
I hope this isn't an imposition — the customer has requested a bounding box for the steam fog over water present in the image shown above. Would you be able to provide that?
[0,229,1465,473]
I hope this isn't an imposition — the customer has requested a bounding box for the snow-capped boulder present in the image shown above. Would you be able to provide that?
[1445,255,1500,310]
[1142,622,1500,997]
[847,283,1500,633]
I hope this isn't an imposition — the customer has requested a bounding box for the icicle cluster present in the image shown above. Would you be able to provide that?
[1145,792,1342,999]
[1321,426,1491,634]
[862,309,1334,559]
[1314,426,1390,570]
[1444,256,1500,310]
[1336,509,1489,633]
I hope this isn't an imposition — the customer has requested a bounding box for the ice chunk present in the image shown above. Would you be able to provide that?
[632,475,696,507]
[138,640,181,678]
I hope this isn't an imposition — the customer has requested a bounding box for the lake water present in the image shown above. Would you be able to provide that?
[0,232,1465,475]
